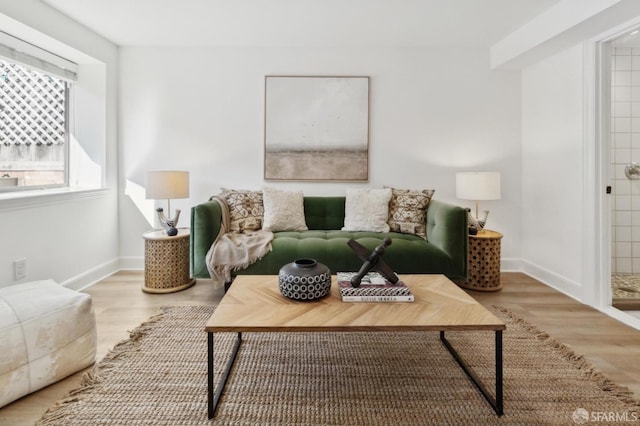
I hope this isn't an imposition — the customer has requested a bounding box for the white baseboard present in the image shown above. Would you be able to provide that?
[500,259,640,330]
[500,258,522,272]
[60,258,120,291]
[499,257,584,302]
[119,256,144,271]
[520,259,583,301]
[597,306,640,330]
[59,257,145,292]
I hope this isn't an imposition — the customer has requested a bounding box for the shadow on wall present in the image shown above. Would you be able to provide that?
[125,179,155,227]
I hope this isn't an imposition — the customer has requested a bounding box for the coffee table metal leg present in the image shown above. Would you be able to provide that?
[440,330,504,416]
[208,332,243,419]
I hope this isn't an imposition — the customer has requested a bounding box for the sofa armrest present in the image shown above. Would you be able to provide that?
[190,200,223,278]
[426,200,468,280]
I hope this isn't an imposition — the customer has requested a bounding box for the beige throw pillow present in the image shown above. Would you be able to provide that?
[262,187,308,232]
[386,187,435,239]
[221,188,264,233]
[342,188,392,233]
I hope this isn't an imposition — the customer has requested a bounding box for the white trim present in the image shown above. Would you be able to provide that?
[587,17,640,311]
[582,39,600,308]
[0,187,110,212]
[61,258,119,291]
[517,268,640,331]
[500,258,522,272]
[119,256,144,271]
[594,39,613,307]
[597,306,640,330]
[522,259,583,300]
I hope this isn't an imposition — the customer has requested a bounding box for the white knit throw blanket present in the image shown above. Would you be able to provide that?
[205,196,273,289]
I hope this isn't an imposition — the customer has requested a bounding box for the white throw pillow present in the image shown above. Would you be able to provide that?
[262,187,308,232]
[342,188,392,232]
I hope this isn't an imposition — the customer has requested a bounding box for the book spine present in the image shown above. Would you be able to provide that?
[341,295,415,302]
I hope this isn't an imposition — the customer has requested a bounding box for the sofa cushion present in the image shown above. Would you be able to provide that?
[342,188,392,233]
[221,188,264,233]
[303,197,345,230]
[262,187,308,232]
[238,230,457,277]
[387,187,435,239]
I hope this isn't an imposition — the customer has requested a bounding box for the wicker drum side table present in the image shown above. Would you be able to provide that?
[143,228,195,293]
[460,229,503,292]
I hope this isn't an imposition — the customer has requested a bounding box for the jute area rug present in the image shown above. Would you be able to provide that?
[38,306,640,425]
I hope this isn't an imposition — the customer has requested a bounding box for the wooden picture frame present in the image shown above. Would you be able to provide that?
[264,76,369,181]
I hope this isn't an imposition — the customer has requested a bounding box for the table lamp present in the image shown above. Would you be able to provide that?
[145,171,189,236]
[456,171,500,233]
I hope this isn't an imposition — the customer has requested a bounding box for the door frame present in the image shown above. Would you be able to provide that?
[587,18,640,328]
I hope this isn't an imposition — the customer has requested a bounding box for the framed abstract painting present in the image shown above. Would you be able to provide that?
[264,76,369,181]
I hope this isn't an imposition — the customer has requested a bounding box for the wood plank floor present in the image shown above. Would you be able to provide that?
[1,271,639,425]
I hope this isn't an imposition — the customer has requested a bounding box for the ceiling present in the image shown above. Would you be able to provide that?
[40,0,561,48]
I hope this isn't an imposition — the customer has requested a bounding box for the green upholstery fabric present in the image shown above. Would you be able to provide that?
[303,197,345,230]
[190,199,222,279]
[190,197,468,281]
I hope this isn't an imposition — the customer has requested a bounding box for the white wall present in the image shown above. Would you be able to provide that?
[521,43,586,297]
[119,46,522,266]
[0,1,119,289]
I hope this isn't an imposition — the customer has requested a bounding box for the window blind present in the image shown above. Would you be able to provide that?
[0,31,77,81]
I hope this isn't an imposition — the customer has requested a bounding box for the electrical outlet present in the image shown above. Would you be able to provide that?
[14,258,26,280]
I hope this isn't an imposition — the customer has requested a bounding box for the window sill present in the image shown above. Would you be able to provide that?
[0,186,112,212]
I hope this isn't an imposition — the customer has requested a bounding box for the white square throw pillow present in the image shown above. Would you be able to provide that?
[342,188,392,233]
[262,187,308,232]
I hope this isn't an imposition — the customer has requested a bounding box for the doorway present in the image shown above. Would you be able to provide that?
[609,31,640,317]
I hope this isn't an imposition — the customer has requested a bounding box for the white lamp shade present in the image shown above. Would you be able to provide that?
[145,171,190,200]
[456,172,501,201]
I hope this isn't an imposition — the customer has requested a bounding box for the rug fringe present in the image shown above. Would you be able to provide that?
[492,305,640,410]
[36,307,171,425]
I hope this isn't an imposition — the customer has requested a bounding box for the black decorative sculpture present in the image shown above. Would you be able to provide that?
[347,237,399,287]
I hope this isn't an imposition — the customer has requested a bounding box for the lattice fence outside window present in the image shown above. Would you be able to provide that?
[0,59,68,189]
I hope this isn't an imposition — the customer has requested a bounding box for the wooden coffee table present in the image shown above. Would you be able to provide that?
[205,274,506,418]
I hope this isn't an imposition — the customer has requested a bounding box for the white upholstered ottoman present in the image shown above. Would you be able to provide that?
[0,280,97,408]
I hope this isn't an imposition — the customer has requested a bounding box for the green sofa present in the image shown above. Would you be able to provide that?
[190,196,468,282]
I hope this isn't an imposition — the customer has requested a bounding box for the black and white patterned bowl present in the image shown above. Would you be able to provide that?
[278,258,331,301]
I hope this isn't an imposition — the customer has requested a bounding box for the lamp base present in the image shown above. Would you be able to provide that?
[156,207,181,236]
[466,209,490,235]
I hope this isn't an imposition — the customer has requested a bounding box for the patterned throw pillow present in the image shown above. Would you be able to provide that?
[262,187,308,232]
[342,188,392,233]
[387,187,435,239]
[221,188,264,233]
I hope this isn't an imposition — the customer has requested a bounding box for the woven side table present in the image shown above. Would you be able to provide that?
[460,229,503,292]
[143,228,195,293]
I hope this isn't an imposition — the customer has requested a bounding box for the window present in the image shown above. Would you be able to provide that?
[0,30,78,193]
[0,59,69,191]
[0,30,107,203]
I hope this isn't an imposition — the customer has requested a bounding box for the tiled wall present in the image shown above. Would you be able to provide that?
[611,47,640,274]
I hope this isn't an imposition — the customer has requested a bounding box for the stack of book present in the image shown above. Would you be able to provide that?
[337,272,414,302]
